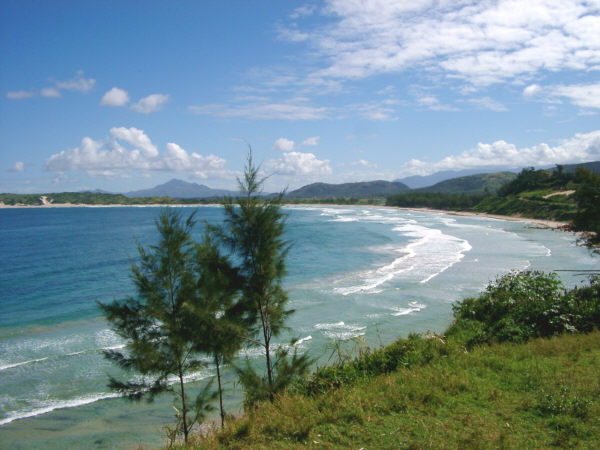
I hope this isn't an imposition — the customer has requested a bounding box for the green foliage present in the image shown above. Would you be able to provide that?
[386,192,486,210]
[573,167,600,243]
[498,166,576,197]
[215,151,311,406]
[186,231,246,429]
[99,209,210,444]
[448,271,600,346]
[194,331,600,449]
[417,171,517,194]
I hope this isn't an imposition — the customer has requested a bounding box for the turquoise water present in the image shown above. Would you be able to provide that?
[0,206,597,448]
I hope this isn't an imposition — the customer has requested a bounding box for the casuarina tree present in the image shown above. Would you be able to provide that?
[99,208,213,444]
[216,150,310,405]
[187,230,245,428]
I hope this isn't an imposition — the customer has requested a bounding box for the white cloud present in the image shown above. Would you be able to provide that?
[55,71,96,93]
[6,90,34,99]
[415,94,458,112]
[302,136,320,146]
[265,151,332,177]
[45,127,229,180]
[523,82,600,109]
[552,83,600,109]
[100,87,130,107]
[466,96,508,112]
[41,88,61,98]
[189,101,327,120]
[109,127,158,157]
[523,84,542,97]
[131,94,169,114]
[352,159,377,168]
[273,137,295,151]
[279,0,600,88]
[400,130,600,176]
[8,161,24,172]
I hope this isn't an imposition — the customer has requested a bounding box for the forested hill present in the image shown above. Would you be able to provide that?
[285,180,410,199]
[416,172,517,194]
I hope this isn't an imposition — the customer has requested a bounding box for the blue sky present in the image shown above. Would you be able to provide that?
[1,0,600,193]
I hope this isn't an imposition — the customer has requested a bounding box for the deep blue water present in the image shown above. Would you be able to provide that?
[0,206,597,448]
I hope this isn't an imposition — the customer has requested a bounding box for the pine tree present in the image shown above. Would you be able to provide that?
[99,208,212,444]
[216,150,311,405]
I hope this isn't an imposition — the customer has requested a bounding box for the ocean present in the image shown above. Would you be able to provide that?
[0,205,597,448]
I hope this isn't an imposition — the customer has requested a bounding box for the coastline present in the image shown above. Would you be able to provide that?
[1,201,570,230]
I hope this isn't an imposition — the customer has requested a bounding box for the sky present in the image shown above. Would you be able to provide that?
[1,0,600,194]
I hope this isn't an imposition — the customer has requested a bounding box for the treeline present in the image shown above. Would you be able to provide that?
[0,192,222,206]
[386,192,486,210]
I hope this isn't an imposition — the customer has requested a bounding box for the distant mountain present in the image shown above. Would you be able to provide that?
[396,168,518,189]
[81,188,114,194]
[286,180,410,199]
[554,160,600,174]
[126,179,239,198]
[416,172,518,194]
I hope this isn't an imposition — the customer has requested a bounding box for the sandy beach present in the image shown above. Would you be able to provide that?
[0,201,571,230]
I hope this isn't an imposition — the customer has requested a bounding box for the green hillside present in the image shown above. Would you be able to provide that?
[286,180,410,199]
[191,272,600,449]
[417,171,517,194]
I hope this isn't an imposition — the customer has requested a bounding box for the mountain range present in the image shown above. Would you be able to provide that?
[98,161,600,200]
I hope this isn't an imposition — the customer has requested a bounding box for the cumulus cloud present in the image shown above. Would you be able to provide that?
[265,151,332,177]
[45,127,228,179]
[278,0,600,88]
[8,161,24,172]
[131,94,170,114]
[400,130,600,176]
[41,87,61,98]
[109,127,158,157]
[6,90,34,99]
[101,87,130,107]
[273,137,295,151]
[55,71,96,93]
[302,136,320,146]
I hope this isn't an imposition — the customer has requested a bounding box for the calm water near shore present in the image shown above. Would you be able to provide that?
[0,206,597,448]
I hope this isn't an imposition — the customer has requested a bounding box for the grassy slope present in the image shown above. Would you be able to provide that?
[193,331,600,449]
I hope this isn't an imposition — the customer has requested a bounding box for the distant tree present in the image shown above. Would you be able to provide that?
[99,209,212,444]
[574,167,600,243]
[216,150,311,405]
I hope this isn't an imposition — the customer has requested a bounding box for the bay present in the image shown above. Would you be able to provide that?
[0,206,597,448]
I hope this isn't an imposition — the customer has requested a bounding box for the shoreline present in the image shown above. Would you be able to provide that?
[1,201,570,230]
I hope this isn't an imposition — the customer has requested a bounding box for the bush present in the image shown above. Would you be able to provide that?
[447,271,600,346]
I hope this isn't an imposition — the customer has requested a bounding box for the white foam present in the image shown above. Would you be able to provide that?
[334,222,471,295]
[0,357,48,371]
[295,335,312,345]
[0,392,121,426]
[391,302,426,316]
[323,331,365,340]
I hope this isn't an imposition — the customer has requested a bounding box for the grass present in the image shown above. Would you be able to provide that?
[188,331,600,449]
